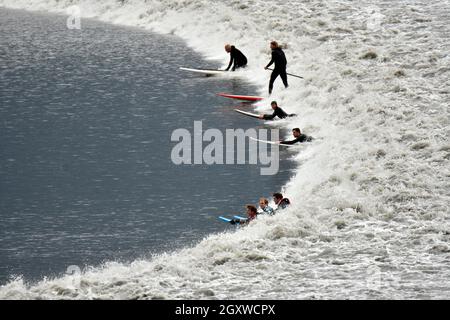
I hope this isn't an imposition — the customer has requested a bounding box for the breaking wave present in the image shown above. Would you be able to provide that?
[0,0,449,299]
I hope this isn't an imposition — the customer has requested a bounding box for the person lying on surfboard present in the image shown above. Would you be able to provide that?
[280,128,313,145]
[224,44,248,71]
[258,198,275,216]
[229,205,258,225]
[273,193,291,211]
[259,101,296,120]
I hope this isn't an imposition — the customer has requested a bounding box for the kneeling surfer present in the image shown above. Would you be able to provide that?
[225,44,248,71]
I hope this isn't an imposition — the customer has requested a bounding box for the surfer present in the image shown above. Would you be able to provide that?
[258,198,275,215]
[280,128,313,145]
[230,205,258,225]
[260,101,295,120]
[273,193,291,210]
[264,41,288,94]
[225,44,248,71]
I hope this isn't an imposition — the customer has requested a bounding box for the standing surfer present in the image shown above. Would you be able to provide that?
[265,41,288,94]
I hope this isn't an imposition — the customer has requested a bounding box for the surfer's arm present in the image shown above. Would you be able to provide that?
[262,111,276,120]
[279,139,296,145]
[265,53,275,69]
[225,55,234,71]
[230,218,247,225]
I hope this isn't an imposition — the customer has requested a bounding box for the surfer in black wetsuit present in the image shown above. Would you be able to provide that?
[281,128,313,145]
[230,205,258,225]
[273,193,291,211]
[225,44,248,71]
[260,101,296,120]
[265,41,288,94]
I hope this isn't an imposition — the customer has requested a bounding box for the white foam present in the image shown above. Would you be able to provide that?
[0,0,449,299]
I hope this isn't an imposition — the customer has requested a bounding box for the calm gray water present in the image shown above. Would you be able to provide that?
[0,9,295,285]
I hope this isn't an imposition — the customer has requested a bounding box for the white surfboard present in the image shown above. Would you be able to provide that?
[249,137,295,147]
[179,67,227,76]
[234,109,262,119]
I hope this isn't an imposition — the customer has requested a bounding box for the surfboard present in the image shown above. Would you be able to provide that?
[219,216,232,223]
[249,137,295,147]
[180,67,226,76]
[217,93,264,102]
[233,215,248,221]
[234,109,262,119]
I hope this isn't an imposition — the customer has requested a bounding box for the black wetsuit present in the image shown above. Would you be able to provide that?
[281,134,313,145]
[230,215,255,225]
[225,46,248,71]
[263,107,295,120]
[265,47,288,94]
[277,198,291,210]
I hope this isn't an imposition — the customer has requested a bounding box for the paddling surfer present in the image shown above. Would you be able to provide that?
[280,128,313,145]
[258,198,275,215]
[259,101,296,120]
[273,193,291,211]
[225,44,248,71]
[264,41,288,94]
[230,205,258,225]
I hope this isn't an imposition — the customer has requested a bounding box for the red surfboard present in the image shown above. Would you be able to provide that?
[216,93,264,102]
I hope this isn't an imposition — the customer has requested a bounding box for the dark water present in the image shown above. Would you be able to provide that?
[0,9,295,284]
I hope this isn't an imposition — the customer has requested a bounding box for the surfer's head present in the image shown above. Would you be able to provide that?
[225,44,232,52]
[259,198,269,209]
[292,128,301,138]
[271,101,278,110]
[246,205,258,219]
[270,41,279,49]
[273,193,283,205]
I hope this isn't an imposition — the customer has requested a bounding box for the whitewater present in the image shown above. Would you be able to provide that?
[0,0,449,299]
